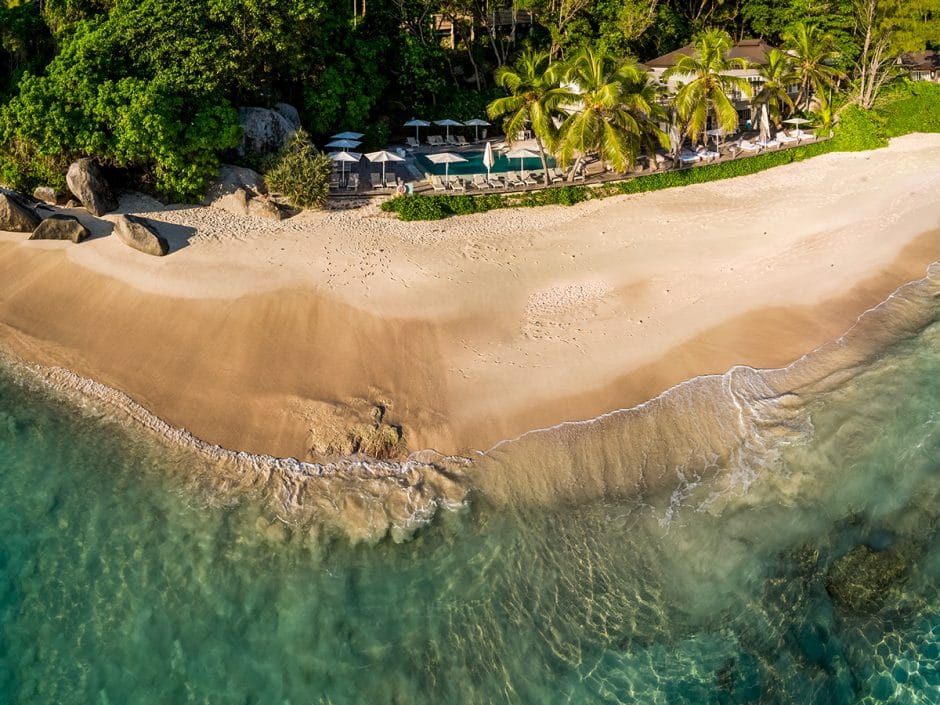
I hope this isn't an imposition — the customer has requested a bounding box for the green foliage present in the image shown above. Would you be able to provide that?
[829,105,887,150]
[380,185,593,220]
[303,28,390,137]
[558,47,667,171]
[0,1,52,99]
[263,129,332,209]
[877,81,940,137]
[742,0,857,70]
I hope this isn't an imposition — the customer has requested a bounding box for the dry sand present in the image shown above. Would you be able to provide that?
[1,133,939,460]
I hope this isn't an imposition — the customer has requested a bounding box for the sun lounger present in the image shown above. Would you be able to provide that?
[450,177,466,191]
[427,135,444,146]
[776,132,798,144]
[370,173,384,189]
[471,173,490,189]
[431,175,447,191]
[346,173,359,191]
[445,134,459,146]
[489,175,507,189]
[548,167,565,183]
[756,139,779,149]
[406,136,420,149]
[679,149,701,164]
[454,135,468,146]
[738,139,760,152]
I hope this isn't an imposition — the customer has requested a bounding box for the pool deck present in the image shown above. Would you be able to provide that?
[328,131,830,203]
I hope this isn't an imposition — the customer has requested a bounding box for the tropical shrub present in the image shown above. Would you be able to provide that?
[877,81,940,137]
[263,130,333,209]
[829,105,887,151]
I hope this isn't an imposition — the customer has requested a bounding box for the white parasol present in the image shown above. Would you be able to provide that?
[328,150,361,185]
[463,118,490,142]
[325,138,362,150]
[482,141,495,181]
[403,118,431,142]
[783,117,812,137]
[425,151,467,182]
[505,147,539,177]
[364,150,405,186]
[433,119,463,140]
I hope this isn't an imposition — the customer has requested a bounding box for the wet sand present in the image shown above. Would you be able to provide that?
[1,134,939,460]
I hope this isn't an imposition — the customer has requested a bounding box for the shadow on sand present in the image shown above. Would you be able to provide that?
[37,203,197,254]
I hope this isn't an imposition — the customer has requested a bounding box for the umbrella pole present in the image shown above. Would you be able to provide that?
[382,162,387,186]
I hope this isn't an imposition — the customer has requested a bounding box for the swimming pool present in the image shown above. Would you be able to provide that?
[415,150,555,176]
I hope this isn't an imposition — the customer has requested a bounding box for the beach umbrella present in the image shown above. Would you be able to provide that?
[759,104,771,143]
[505,147,539,177]
[425,151,467,182]
[364,149,405,186]
[404,118,431,141]
[331,131,365,140]
[482,141,495,181]
[705,127,724,152]
[434,119,463,140]
[328,150,361,185]
[325,138,362,150]
[783,117,812,137]
[669,124,682,158]
[464,118,490,141]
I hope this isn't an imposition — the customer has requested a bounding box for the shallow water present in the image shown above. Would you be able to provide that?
[1,302,939,703]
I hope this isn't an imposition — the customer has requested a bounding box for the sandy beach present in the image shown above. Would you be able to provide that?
[1,133,939,461]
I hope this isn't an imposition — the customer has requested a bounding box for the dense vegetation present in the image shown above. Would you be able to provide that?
[0,0,936,201]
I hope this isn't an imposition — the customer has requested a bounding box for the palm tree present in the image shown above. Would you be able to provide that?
[752,48,796,131]
[783,22,843,113]
[487,50,574,184]
[663,28,752,149]
[557,46,668,177]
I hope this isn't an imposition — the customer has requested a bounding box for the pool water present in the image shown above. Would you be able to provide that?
[416,149,555,176]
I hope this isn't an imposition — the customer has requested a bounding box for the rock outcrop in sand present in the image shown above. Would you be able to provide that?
[303,399,407,462]
[30,214,89,243]
[112,214,169,256]
[0,191,41,232]
[205,165,284,220]
[32,186,68,206]
[66,158,117,216]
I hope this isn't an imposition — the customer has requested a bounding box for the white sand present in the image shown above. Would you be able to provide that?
[1,133,939,458]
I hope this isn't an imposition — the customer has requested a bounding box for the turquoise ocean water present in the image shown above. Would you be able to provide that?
[1,273,939,704]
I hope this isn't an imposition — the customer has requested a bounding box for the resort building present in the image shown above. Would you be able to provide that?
[644,38,795,126]
[898,51,940,83]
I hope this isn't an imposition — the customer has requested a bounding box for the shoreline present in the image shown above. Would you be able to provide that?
[1,134,939,465]
[1,255,937,537]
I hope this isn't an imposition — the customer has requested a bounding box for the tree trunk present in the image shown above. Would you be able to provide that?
[534,135,551,184]
[566,154,584,182]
